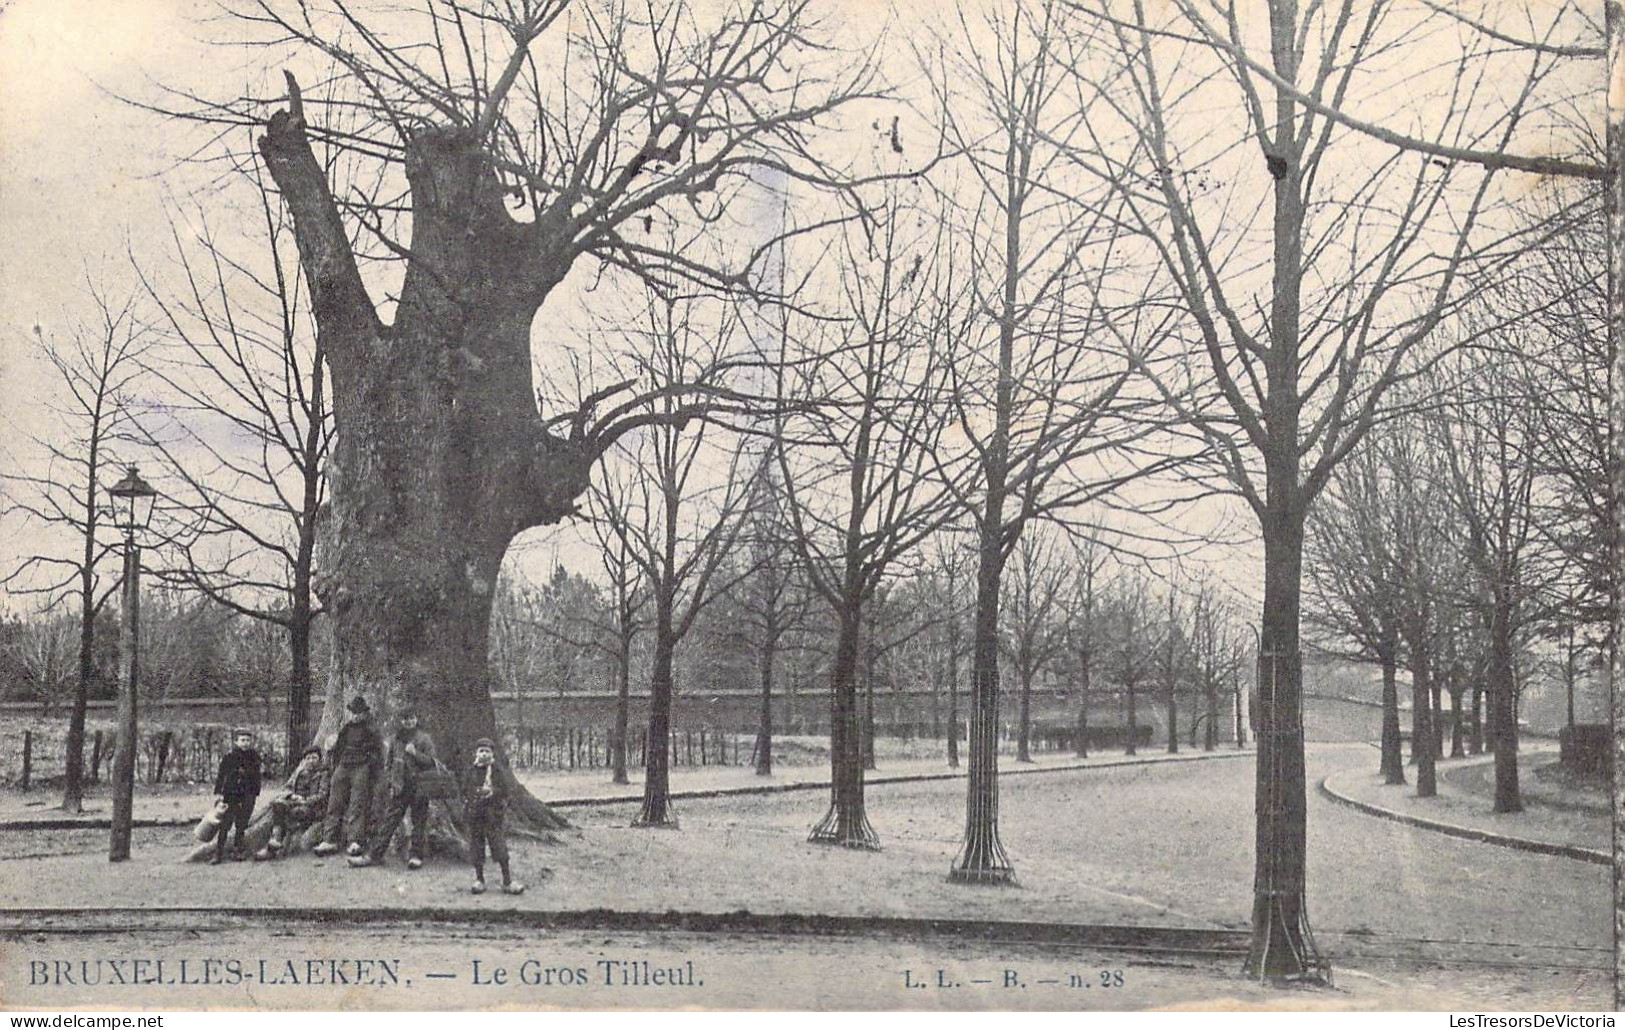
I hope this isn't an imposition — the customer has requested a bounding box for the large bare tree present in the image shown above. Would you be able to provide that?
[162,0,875,826]
[1066,0,1578,977]
[1091,0,1612,986]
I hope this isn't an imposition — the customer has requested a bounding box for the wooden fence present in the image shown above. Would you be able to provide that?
[4,724,289,790]
[3,721,764,786]
[5,713,1172,787]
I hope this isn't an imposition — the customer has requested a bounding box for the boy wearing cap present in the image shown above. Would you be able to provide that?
[211,728,263,864]
[314,696,382,857]
[256,745,329,860]
[464,738,524,895]
[348,709,437,869]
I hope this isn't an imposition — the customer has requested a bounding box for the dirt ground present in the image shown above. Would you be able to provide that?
[0,747,1602,940]
[0,745,1605,1010]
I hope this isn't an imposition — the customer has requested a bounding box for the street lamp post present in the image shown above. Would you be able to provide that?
[107,465,157,863]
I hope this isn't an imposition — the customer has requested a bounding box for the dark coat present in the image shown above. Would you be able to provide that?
[385,728,438,793]
[330,717,383,769]
[462,760,508,813]
[214,748,263,803]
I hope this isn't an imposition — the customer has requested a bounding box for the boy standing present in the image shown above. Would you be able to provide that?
[314,696,382,857]
[463,738,524,895]
[348,709,437,870]
[211,728,262,864]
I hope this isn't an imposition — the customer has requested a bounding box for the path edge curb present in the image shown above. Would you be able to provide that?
[1316,774,1607,867]
[548,749,1255,808]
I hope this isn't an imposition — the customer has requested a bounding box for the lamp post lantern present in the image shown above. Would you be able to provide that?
[107,465,156,862]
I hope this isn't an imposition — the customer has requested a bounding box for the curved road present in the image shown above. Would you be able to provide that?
[1,743,1608,1009]
[560,742,1608,955]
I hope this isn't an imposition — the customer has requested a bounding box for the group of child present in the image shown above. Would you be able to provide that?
[210,694,524,895]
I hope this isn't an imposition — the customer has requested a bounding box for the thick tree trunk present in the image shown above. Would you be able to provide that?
[951,94,1022,885]
[310,508,566,827]
[1241,0,1329,981]
[1245,512,1319,981]
[1488,605,1522,814]
[262,100,585,838]
[950,548,1014,884]
[1379,653,1406,785]
[809,606,877,848]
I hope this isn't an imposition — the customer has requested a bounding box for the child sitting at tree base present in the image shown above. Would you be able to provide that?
[256,746,329,860]
[464,738,524,895]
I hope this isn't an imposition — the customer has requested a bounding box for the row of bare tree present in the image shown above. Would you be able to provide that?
[1305,194,1610,815]
[0,0,1608,983]
[487,521,1255,760]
